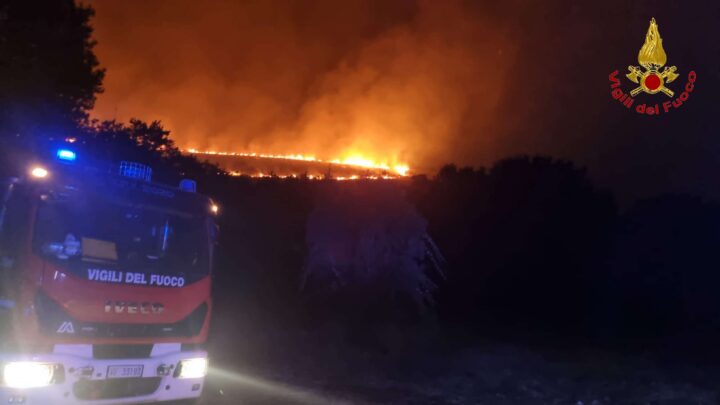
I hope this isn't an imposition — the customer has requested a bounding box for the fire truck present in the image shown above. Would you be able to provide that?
[0,145,218,404]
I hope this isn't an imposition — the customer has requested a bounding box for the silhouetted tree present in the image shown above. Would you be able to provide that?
[75,119,223,186]
[303,182,444,322]
[0,0,104,138]
[411,156,617,337]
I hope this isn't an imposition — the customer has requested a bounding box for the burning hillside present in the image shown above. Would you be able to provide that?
[188,150,410,179]
[91,1,515,177]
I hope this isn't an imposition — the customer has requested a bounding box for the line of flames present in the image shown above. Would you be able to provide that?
[185,149,410,178]
[227,172,399,180]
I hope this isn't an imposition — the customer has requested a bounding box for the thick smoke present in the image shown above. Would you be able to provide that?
[88,0,720,199]
[287,1,512,170]
[88,0,512,171]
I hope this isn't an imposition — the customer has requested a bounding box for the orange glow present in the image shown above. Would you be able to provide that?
[90,1,515,177]
[226,171,398,181]
[189,150,319,162]
[393,165,410,176]
[187,149,410,178]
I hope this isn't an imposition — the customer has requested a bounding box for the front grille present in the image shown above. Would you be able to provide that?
[93,344,153,359]
[36,291,208,339]
[73,377,161,400]
[181,342,207,352]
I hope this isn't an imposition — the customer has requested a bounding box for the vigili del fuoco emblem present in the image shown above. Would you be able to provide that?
[609,18,696,115]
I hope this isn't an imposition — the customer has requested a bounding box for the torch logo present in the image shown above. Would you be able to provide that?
[608,18,696,116]
[625,18,678,97]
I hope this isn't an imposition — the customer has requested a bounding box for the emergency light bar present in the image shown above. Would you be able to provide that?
[179,179,197,193]
[119,161,153,182]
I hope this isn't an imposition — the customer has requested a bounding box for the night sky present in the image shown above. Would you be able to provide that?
[87,0,719,201]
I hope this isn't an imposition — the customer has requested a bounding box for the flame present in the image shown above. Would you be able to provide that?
[226,171,396,181]
[638,18,667,69]
[187,149,319,162]
[187,149,410,177]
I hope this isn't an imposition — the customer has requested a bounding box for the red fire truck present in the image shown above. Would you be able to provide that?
[0,146,217,404]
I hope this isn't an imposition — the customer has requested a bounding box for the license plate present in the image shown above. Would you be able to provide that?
[107,365,144,379]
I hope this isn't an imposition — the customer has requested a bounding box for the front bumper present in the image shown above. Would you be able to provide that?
[0,346,206,404]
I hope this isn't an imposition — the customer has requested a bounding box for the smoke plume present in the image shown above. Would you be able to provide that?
[88,0,720,199]
[88,0,512,172]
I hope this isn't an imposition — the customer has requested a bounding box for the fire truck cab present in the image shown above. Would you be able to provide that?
[0,147,217,404]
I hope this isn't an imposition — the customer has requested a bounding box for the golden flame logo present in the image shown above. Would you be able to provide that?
[626,18,679,97]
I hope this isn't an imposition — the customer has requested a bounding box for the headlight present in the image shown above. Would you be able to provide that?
[175,358,208,379]
[3,362,59,389]
[30,166,49,179]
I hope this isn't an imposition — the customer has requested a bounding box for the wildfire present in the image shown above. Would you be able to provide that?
[329,156,410,177]
[186,149,410,178]
[188,150,319,162]
[226,172,397,180]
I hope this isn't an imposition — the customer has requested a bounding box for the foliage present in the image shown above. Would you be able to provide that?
[3,0,720,356]
[0,0,104,137]
[78,119,224,186]
[302,182,444,320]
[409,156,617,334]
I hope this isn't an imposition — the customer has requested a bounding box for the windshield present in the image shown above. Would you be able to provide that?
[33,194,211,279]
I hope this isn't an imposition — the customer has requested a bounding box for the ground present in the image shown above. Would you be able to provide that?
[196,310,720,405]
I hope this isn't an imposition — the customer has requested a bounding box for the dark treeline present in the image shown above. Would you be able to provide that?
[410,159,617,338]
[3,0,720,361]
[205,163,720,360]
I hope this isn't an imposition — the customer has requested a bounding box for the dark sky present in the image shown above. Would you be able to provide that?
[87,0,720,200]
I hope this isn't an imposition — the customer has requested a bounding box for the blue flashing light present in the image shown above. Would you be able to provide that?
[119,161,152,182]
[179,179,197,193]
[56,149,77,161]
